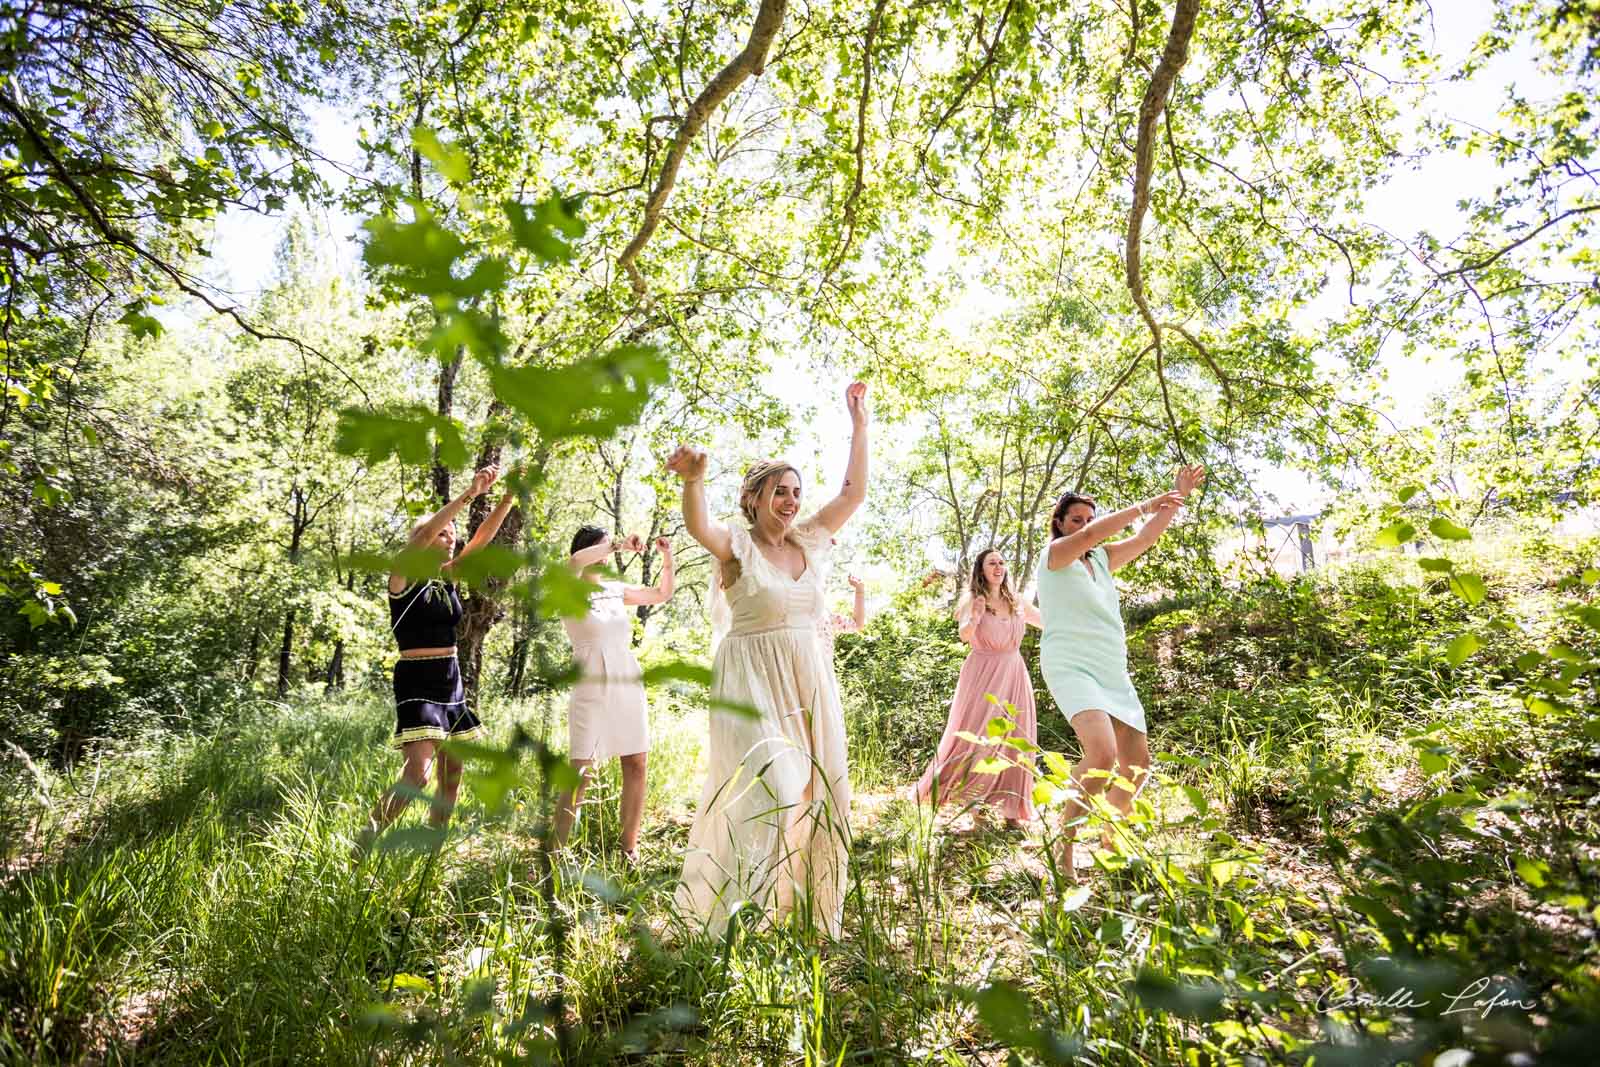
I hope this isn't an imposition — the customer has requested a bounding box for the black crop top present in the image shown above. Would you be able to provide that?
[388,580,463,650]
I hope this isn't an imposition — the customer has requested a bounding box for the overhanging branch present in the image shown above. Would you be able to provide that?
[615,0,789,299]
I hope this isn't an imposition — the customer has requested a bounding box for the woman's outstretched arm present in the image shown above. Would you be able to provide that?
[569,533,640,572]
[449,485,517,571]
[808,382,869,535]
[625,538,677,606]
[666,446,734,562]
[1105,465,1205,572]
[1044,491,1182,571]
[388,465,498,593]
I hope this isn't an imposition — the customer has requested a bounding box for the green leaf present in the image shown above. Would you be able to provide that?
[537,567,602,619]
[1396,485,1423,503]
[1209,859,1242,886]
[641,661,714,687]
[1448,572,1487,605]
[447,545,527,585]
[503,195,587,263]
[1181,784,1210,816]
[1374,521,1416,549]
[411,125,471,184]
[1514,856,1549,889]
[1130,970,1226,1021]
[1428,516,1472,541]
[334,406,468,468]
[344,546,448,581]
[1443,633,1482,666]
[971,757,1013,775]
[1581,568,1599,586]
[1060,885,1091,912]
[972,981,1034,1045]
[985,715,1015,737]
[1417,557,1455,573]
[1418,748,1449,775]
[117,305,163,340]
[391,972,433,993]
[489,344,669,441]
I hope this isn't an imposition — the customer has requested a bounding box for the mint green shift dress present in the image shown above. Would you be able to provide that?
[1037,545,1147,733]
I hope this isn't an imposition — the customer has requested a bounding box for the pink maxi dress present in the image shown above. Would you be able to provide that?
[914,608,1037,822]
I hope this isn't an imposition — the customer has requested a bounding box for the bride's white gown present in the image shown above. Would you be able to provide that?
[675,518,851,937]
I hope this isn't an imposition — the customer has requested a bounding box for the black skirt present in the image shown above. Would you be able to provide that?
[391,654,485,748]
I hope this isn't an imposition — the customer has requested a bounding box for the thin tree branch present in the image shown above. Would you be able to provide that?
[615,0,789,298]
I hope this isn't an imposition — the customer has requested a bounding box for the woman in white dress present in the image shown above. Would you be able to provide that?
[666,381,869,937]
[552,527,675,862]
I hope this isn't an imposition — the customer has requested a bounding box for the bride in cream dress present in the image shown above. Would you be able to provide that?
[665,382,870,937]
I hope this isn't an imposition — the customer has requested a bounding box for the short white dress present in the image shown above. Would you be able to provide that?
[675,519,851,938]
[561,580,649,760]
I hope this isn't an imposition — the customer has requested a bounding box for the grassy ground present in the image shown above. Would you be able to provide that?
[3,540,1598,1065]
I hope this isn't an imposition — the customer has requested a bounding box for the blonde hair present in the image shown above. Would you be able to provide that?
[738,460,801,525]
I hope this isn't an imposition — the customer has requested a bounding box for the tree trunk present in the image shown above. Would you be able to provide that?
[275,607,295,697]
[244,621,261,682]
[458,505,524,705]
[456,427,541,708]
[432,346,464,506]
[325,641,345,690]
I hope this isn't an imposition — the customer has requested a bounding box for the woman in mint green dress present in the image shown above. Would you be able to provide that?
[1037,465,1204,877]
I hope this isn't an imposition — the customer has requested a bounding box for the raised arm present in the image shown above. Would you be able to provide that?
[625,538,676,606]
[1045,495,1172,571]
[449,485,517,572]
[1104,465,1205,572]
[808,382,869,535]
[568,533,637,573]
[666,446,734,562]
[388,465,497,593]
[847,574,866,631]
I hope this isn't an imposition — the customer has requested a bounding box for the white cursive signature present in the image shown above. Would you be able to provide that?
[1315,976,1536,1020]
[1440,977,1538,1019]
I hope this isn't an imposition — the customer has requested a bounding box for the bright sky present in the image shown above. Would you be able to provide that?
[199,1,1566,545]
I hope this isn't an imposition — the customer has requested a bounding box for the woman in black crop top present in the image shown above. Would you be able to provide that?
[358,464,516,851]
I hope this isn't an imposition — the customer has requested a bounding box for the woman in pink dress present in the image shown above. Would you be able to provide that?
[915,548,1041,828]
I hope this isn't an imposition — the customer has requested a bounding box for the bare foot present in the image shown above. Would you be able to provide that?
[1052,837,1079,883]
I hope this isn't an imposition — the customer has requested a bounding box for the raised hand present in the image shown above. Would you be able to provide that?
[655,536,673,556]
[613,534,645,554]
[469,464,501,496]
[665,445,709,483]
[1175,464,1206,498]
[1151,490,1186,513]
[845,381,869,427]
[847,573,864,590]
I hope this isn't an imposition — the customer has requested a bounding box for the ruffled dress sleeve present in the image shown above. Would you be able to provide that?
[791,517,835,576]
[708,525,759,652]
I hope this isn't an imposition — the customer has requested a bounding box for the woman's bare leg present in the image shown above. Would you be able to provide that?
[370,739,437,830]
[551,758,594,848]
[1103,720,1150,847]
[430,750,464,827]
[619,752,648,858]
[1053,711,1117,882]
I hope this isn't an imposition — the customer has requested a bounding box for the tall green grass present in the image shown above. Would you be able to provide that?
[3,546,1597,1064]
